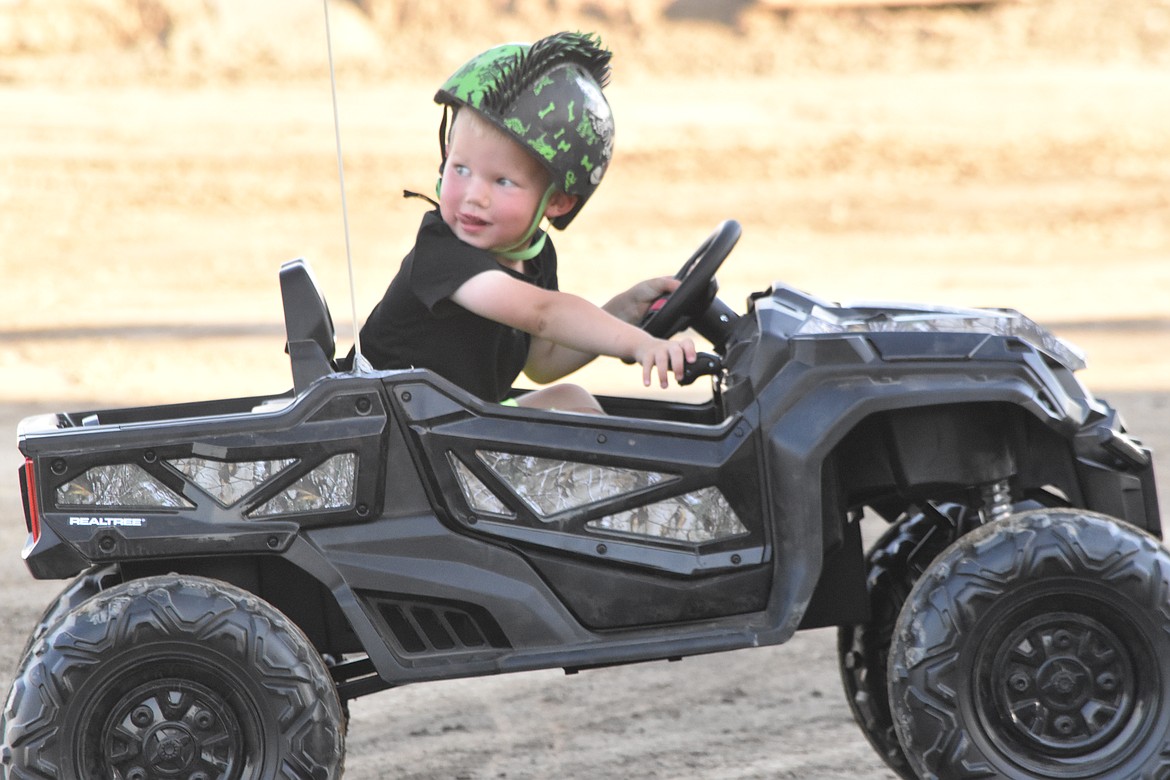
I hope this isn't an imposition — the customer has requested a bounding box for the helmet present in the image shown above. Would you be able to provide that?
[435,31,614,230]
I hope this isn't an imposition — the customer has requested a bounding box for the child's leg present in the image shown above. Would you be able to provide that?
[515,383,605,415]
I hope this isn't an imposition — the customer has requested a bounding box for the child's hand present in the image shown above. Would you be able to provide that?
[634,336,697,389]
[607,277,681,324]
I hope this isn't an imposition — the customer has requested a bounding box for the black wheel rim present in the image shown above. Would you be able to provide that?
[974,592,1156,776]
[75,652,266,780]
[101,678,244,779]
[993,612,1134,754]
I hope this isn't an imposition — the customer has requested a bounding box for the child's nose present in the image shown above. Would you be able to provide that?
[465,176,490,206]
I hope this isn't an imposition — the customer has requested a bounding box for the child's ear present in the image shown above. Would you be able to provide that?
[544,191,579,219]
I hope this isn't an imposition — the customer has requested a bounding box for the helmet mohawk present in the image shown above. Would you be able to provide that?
[481,32,611,115]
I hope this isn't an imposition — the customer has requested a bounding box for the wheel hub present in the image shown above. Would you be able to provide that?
[994,612,1135,755]
[144,724,196,771]
[102,679,241,779]
[1036,657,1091,709]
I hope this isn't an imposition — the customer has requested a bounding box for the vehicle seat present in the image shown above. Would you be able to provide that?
[280,258,337,394]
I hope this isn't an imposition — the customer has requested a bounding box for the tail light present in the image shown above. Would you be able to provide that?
[20,458,41,543]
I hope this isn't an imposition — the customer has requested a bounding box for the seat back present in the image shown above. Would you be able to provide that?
[280,258,336,393]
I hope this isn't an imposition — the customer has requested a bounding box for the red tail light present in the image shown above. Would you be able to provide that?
[21,458,41,543]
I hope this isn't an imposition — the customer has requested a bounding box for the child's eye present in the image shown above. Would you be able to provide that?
[451,164,469,176]
[496,177,516,187]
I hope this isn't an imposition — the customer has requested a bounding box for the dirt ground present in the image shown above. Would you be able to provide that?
[2,0,1169,777]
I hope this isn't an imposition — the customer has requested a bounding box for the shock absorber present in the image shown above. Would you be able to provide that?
[980,478,1013,524]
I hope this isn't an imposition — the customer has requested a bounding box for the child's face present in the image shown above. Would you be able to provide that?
[439,113,562,254]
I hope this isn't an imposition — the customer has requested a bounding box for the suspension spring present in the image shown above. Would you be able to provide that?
[980,479,1013,523]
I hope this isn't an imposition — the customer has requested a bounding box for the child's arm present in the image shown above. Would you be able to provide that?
[451,271,695,388]
[523,275,683,381]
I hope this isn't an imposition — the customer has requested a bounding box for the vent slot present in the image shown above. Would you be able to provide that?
[364,594,510,656]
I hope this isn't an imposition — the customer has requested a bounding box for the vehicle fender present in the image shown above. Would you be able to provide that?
[753,363,1083,640]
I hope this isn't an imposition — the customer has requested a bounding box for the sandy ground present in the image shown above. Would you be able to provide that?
[2,1,1170,777]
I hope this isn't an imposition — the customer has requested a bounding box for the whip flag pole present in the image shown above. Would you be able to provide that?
[322,0,370,372]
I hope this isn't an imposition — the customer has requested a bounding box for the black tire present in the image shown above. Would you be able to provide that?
[838,506,962,780]
[16,563,122,661]
[890,509,1170,779]
[2,575,345,779]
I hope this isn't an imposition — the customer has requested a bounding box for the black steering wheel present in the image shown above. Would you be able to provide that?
[640,219,741,339]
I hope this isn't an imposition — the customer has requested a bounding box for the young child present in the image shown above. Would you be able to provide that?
[358,32,695,414]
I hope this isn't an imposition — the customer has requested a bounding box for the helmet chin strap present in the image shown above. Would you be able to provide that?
[491,183,556,263]
[434,108,557,265]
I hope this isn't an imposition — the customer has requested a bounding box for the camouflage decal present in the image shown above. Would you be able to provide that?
[576,114,598,146]
[466,451,747,544]
[503,117,529,136]
[438,44,525,108]
[532,74,554,96]
[529,135,556,162]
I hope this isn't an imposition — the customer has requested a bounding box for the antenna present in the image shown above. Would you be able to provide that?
[322,0,370,371]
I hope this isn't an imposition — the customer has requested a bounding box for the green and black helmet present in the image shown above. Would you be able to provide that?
[435,31,614,230]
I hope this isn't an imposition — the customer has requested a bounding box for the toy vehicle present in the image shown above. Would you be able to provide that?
[5,220,1165,779]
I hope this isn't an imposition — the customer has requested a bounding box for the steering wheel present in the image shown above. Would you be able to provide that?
[640,219,741,339]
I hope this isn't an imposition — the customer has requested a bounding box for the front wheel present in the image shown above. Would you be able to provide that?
[2,575,345,779]
[838,506,962,780]
[890,509,1170,779]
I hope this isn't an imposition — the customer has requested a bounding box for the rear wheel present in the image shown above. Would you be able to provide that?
[890,509,1170,779]
[2,575,345,779]
[17,563,121,660]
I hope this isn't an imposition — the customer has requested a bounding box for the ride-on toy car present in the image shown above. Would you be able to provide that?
[5,221,1165,779]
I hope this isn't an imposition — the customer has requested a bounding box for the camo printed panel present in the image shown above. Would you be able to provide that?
[56,464,191,509]
[454,451,747,545]
[586,487,748,544]
[168,456,296,507]
[477,451,672,518]
[449,454,514,518]
[249,453,357,518]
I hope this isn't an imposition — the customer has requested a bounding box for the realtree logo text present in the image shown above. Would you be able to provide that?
[68,516,146,527]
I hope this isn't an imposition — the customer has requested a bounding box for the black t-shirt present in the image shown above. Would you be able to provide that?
[359,210,559,402]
